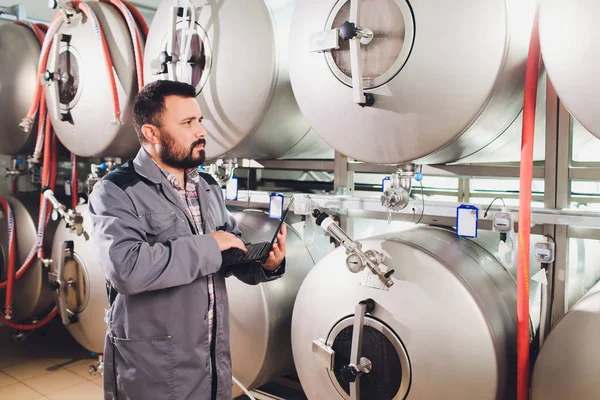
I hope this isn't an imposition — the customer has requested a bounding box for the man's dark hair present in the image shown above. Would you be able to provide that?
[132,80,197,142]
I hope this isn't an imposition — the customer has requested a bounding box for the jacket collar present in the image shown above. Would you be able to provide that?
[132,147,164,185]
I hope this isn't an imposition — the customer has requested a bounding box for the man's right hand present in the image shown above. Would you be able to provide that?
[209,231,248,253]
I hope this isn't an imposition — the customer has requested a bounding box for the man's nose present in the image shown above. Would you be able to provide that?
[194,120,207,139]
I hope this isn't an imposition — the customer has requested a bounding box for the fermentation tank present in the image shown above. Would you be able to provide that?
[289,0,542,165]
[49,203,108,354]
[143,0,332,161]
[0,195,55,322]
[0,23,41,155]
[531,281,600,400]
[540,0,600,140]
[292,226,543,399]
[43,2,143,158]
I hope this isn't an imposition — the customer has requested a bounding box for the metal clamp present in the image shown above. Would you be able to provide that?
[341,299,376,400]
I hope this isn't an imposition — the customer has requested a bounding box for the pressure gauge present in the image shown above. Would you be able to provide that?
[346,253,365,273]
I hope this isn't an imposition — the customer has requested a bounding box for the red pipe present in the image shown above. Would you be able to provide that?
[32,91,48,163]
[122,0,149,37]
[71,153,78,209]
[0,197,17,319]
[0,307,58,331]
[517,8,541,400]
[36,23,49,33]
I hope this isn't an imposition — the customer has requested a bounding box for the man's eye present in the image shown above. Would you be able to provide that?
[185,120,192,125]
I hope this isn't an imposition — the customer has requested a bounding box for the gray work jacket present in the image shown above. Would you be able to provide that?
[88,148,285,400]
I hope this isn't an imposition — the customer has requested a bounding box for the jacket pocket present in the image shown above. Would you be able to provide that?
[138,212,178,235]
[112,335,175,400]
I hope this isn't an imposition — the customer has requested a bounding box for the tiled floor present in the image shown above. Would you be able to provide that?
[0,319,103,400]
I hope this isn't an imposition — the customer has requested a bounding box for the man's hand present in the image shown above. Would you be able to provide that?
[209,231,247,253]
[261,224,287,271]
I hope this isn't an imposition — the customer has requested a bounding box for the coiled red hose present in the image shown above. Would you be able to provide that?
[96,0,147,89]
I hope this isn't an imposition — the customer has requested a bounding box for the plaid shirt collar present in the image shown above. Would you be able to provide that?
[150,159,200,191]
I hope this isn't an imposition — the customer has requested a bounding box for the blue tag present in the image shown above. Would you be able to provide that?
[382,176,392,192]
[456,204,478,238]
[225,176,238,200]
[268,193,284,220]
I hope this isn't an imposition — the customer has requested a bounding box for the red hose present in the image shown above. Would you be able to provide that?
[122,0,149,37]
[32,92,47,163]
[0,307,58,331]
[36,23,49,33]
[96,0,145,89]
[71,153,78,209]
[0,197,17,319]
[37,113,54,260]
[22,14,63,125]
[517,8,541,400]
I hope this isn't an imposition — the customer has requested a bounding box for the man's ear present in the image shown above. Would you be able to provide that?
[141,124,160,144]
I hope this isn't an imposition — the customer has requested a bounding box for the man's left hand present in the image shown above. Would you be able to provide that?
[261,224,287,271]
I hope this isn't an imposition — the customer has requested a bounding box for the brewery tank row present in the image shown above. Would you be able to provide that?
[0,0,599,398]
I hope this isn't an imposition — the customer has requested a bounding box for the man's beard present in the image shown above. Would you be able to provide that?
[158,130,206,169]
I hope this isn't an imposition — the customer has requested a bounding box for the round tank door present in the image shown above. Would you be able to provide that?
[321,311,411,399]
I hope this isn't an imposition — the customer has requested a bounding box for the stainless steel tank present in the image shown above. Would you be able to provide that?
[49,203,108,354]
[291,226,543,399]
[289,0,542,165]
[227,209,327,397]
[540,0,600,141]
[0,195,55,322]
[531,281,600,400]
[0,23,41,156]
[44,2,142,158]
[143,0,332,161]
